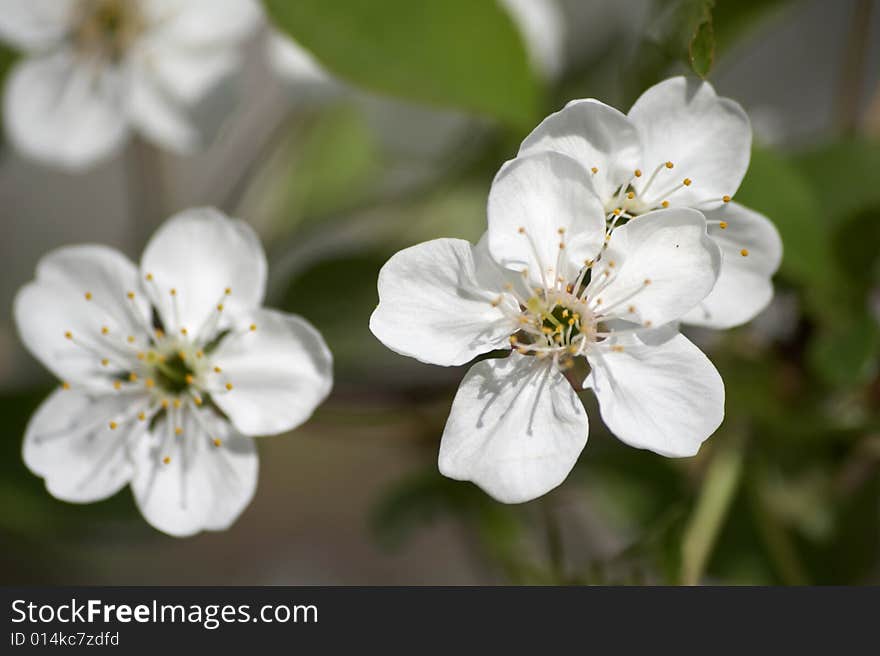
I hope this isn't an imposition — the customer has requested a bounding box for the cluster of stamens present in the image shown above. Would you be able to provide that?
[57,275,258,466]
[71,0,145,61]
[491,226,656,371]
[591,161,749,257]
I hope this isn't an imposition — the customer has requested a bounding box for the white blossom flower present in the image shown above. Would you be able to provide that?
[0,0,262,170]
[14,208,333,536]
[370,152,724,503]
[518,76,783,329]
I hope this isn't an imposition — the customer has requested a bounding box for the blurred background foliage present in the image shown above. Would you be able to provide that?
[0,0,878,585]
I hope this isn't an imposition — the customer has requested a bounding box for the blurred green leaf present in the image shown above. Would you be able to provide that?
[687,0,715,78]
[808,308,880,386]
[794,138,880,229]
[735,147,835,299]
[271,105,379,233]
[712,0,794,52]
[264,0,541,130]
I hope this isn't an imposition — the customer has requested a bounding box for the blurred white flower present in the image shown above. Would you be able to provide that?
[0,0,262,170]
[519,76,783,329]
[370,152,724,503]
[14,208,333,536]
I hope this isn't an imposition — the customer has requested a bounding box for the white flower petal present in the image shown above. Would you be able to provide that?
[0,0,75,51]
[4,52,129,170]
[439,353,588,504]
[488,152,606,287]
[14,245,149,386]
[131,408,257,537]
[127,64,200,153]
[23,388,139,503]
[267,32,336,90]
[591,208,721,327]
[211,308,332,436]
[370,238,517,366]
[683,202,783,328]
[500,0,565,80]
[142,0,262,48]
[140,208,267,336]
[628,76,751,209]
[518,99,642,202]
[586,331,724,457]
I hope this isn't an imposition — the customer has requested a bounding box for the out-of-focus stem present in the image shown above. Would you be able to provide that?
[541,498,566,584]
[836,0,874,135]
[125,136,166,253]
[680,433,745,585]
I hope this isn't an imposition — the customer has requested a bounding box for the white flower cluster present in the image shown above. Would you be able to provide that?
[371,77,782,503]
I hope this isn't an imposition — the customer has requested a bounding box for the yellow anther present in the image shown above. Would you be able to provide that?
[101,326,109,335]
[627,191,635,199]
[177,351,186,360]
[249,324,257,332]
[216,303,224,312]
[145,273,153,282]
[84,292,92,301]
[184,374,194,385]
[517,347,529,355]
[101,358,109,367]
[136,352,145,360]
[557,227,566,235]
[129,372,138,382]
[225,383,234,391]
[145,378,155,389]
[634,169,642,177]
[722,195,731,203]
[517,227,526,234]
[611,345,625,353]
[568,345,579,354]
[595,298,603,305]
[169,288,177,297]
[161,399,170,409]
[719,221,728,230]
[172,398,182,409]
[590,166,598,174]
[193,395,203,406]
[154,328,165,339]
[665,161,674,169]
[127,335,135,344]
[64,331,73,340]
[137,412,146,421]
[175,427,183,436]
[644,278,652,285]
[561,309,570,318]
[180,327,188,336]
[613,208,622,216]
[113,381,122,390]
[628,305,636,314]
[608,260,616,268]
[661,200,669,208]
[213,438,222,447]
[683,178,692,186]
[740,248,749,257]
[109,421,118,430]
[163,456,171,465]
[644,320,653,327]
[568,318,575,326]
[61,382,71,390]
[224,287,232,295]
[195,350,204,359]
[214,366,222,373]
[541,326,553,335]
[558,242,565,250]
[509,335,518,344]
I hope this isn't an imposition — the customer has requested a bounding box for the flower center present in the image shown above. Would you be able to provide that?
[72,0,144,61]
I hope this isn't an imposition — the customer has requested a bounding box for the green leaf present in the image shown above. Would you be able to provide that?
[688,1,715,78]
[794,138,880,229]
[263,0,541,129]
[808,308,880,386]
